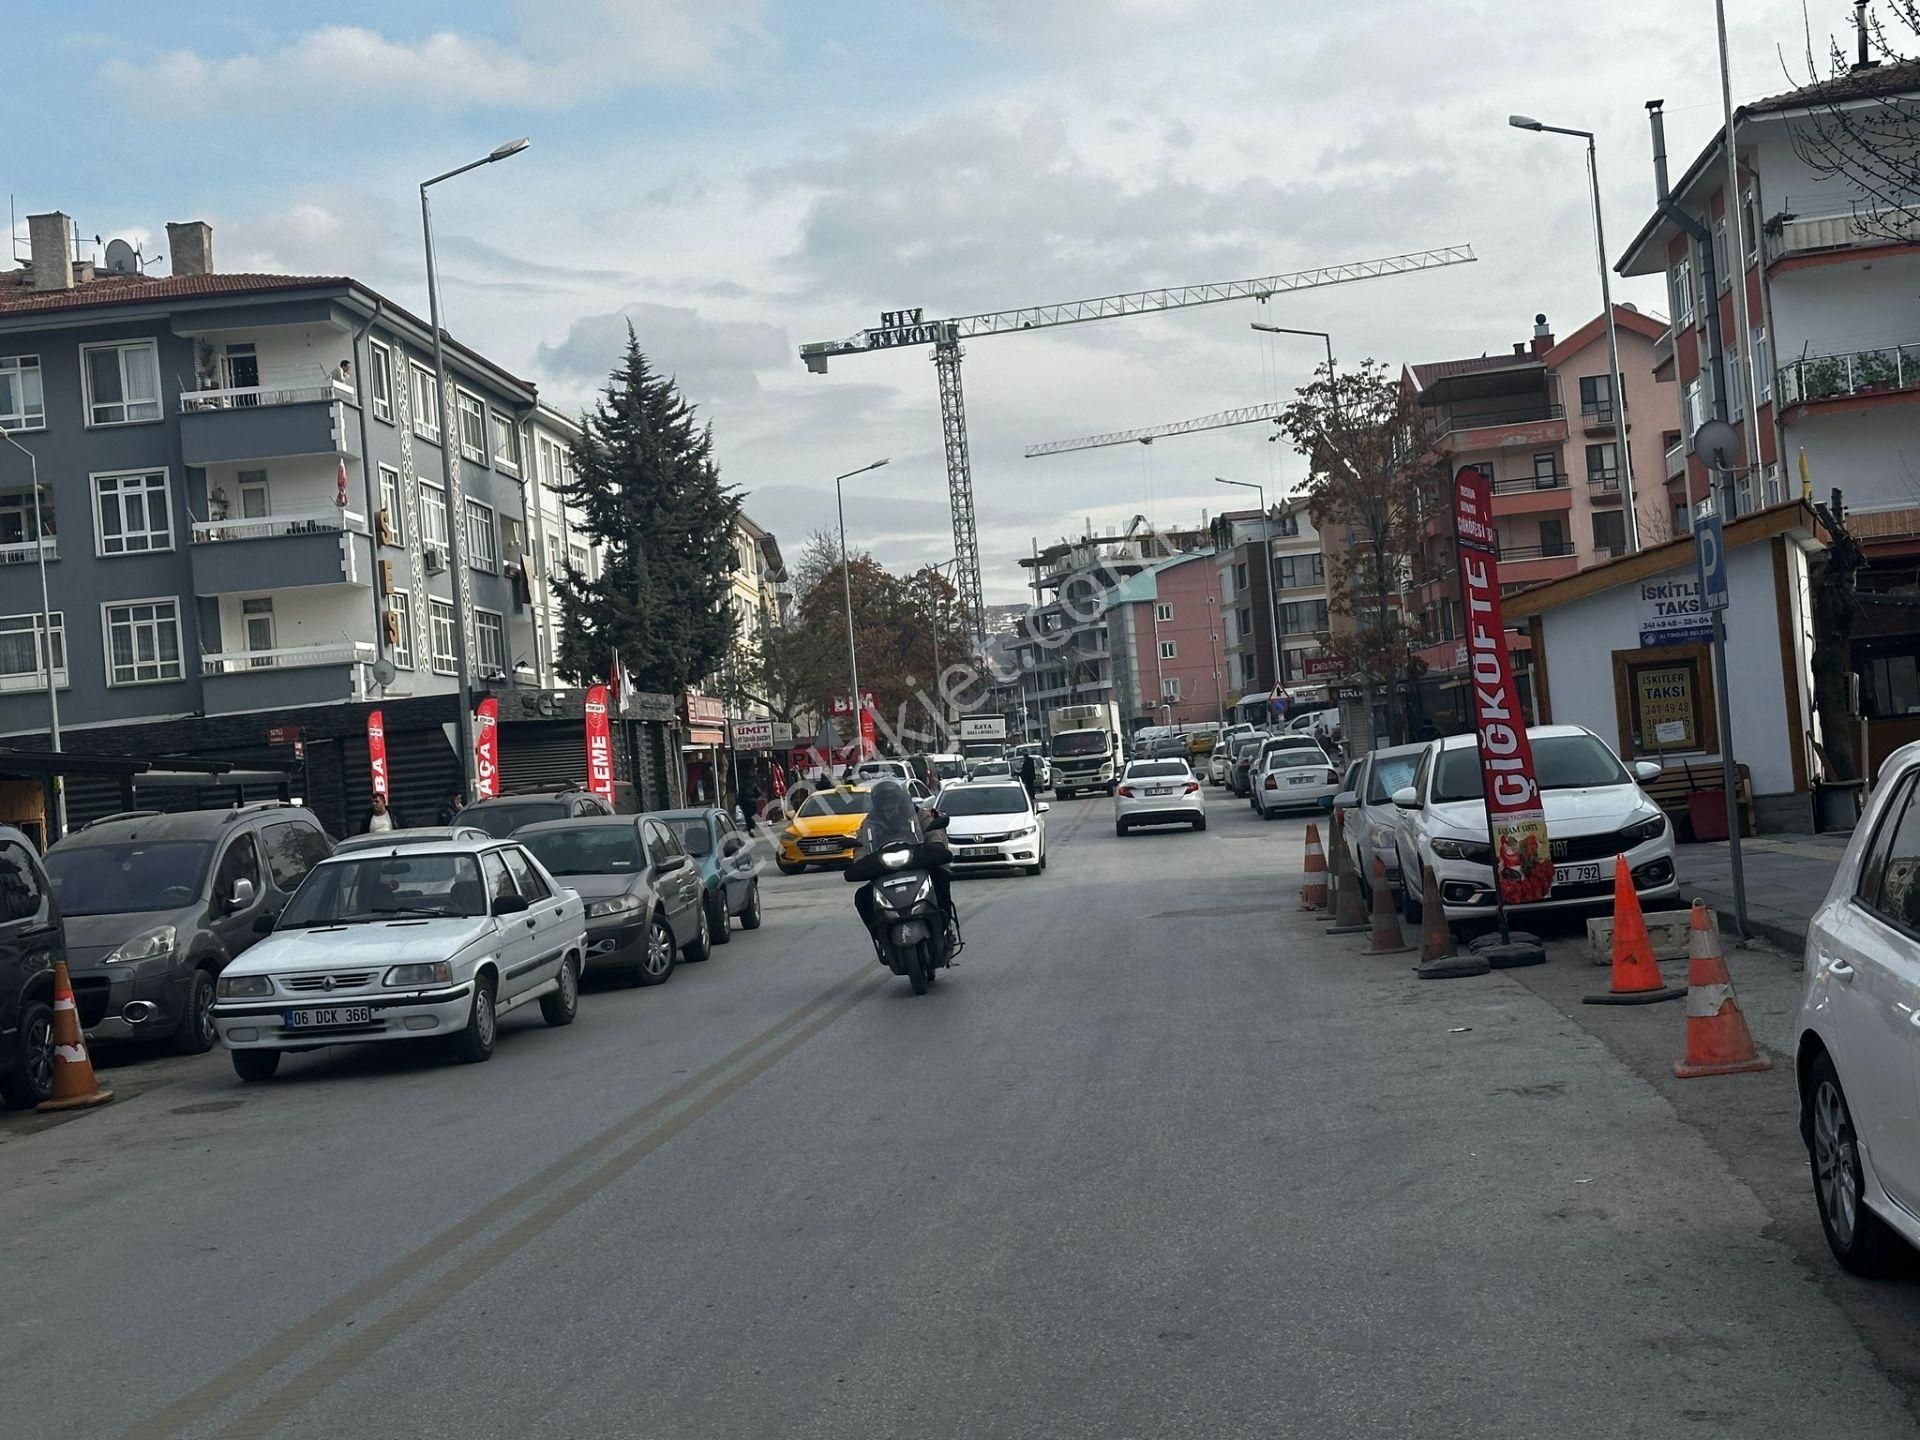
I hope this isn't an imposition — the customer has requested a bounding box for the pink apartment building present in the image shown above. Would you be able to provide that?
[1107,550,1233,727]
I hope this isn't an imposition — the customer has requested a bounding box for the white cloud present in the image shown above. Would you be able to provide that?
[532,302,790,408]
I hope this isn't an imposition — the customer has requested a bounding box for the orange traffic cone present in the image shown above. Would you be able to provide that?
[1299,823,1329,911]
[1584,856,1686,1006]
[39,959,112,1112]
[1419,865,1455,962]
[1366,857,1412,955]
[1672,901,1771,1078]
[1326,812,1368,935]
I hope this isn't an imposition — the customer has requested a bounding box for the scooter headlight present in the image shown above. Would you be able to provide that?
[879,846,912,870]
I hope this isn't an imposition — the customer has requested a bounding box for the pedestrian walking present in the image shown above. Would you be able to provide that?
[1019,750,1039,801]
[366,796,395,833]
[738,761,761,833]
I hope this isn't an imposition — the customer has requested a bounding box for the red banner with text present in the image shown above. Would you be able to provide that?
[367,709,388,799]
[1452,465,1553,904]
[584,685,616,806]
[474,697,500,799]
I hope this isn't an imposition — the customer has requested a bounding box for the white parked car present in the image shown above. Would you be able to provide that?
[1252,740,1340,820]
[212,838,587,1081]
[1797,740,1920,1274]
[1114,759,1206,835]
[1332,742,1429,898]
[1389,725,1676,926]
[936,780,1048,875]
[852,759,914,784]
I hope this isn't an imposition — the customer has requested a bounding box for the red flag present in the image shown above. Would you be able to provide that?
[474,697,500,799]
[367,709,389,799]
[584,684,615,805]
[1451,465,1553,905]
[335,458,350,508]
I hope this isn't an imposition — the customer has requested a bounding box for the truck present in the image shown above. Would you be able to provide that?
[1045,703,1125,797]
[956,713,1009,765]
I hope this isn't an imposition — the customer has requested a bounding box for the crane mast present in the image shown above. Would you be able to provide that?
[798,245,1475,646]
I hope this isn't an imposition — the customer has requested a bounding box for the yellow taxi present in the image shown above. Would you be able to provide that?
[776,784,875,873]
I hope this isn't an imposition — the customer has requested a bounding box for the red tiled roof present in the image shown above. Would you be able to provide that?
[0,269,350,316]
[1746,57,1920,116]
[1408,353,1540,389]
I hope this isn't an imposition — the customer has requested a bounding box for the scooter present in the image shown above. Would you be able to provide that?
[861,843,957,996]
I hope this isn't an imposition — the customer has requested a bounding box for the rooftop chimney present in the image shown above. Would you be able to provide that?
[1531,313,1554,356]
[1513,342,1526,357]
[166,220,213,278]
[1853,0,1880,71]
[26,212,72,291]
[1646,99,1670,202]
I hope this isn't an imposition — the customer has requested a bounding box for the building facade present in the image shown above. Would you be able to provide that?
[1106,550,1231,728]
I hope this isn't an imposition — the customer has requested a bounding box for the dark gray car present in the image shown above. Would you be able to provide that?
[0,827,64,1107]
[43,803,333,1053]
[514,815,707,986]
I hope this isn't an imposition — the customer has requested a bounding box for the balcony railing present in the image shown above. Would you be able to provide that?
[179,379,356,414]
[1491,473,1568,495]
[0,535,57,565]
[191,509,365,544]
[1580,402,1620,432]
[1664,437,1686,479]
[1765,200,1920,262]
[1498,541,1575,563]
[1777,344,1920,408]
[202,640,376,676]
[1587,471,1622,498]
[1438,404,1566,438]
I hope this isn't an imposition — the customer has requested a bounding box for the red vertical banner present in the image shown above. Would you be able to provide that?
[584,684,615,805]
[858,691,876,760]
[367,709,389,799]
[1452,465,1553,904]
[473,697,500,799]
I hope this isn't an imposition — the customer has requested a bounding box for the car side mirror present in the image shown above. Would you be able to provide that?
[229,876,256,911]
[1037,802,1051,813]
[1633,759,1663,782]
[1392,786,1420,809]
[252,910,279,935]
[655,853,687,873]
[1333,790,1358,810]
[493,893,530,917]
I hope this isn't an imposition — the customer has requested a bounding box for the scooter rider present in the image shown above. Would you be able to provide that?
[847,778,956,947]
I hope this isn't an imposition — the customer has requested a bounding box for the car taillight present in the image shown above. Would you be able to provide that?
[1116,785,1134,798]
[1264,774,1277,790]
[1325,768,1339,783]
[1184,781,1200,793]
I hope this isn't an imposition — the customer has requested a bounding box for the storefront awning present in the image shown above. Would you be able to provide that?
[685,727,726,747]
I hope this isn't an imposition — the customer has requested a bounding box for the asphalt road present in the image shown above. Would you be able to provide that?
[5,790,1919,1438]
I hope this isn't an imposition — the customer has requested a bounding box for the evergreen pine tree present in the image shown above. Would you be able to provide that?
[553,327,742,694]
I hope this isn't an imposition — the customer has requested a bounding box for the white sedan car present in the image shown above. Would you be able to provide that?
[1390,724,1677,926]
[1797,739,1920,1275]
[1252,741,1341,819]
[937,780,1048,875]
[1333,742,1429,897]
[1115,759,1206,834]
[212,838,587,1081]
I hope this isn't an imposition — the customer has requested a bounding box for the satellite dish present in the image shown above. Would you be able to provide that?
[370,657,397,689]
[1691,418,1744,471]
[103,238,138,275]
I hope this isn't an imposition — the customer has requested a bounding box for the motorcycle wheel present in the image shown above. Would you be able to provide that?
[905,940,930,995]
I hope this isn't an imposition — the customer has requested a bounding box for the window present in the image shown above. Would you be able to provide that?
[491,412,520,472]
[501,847,550,900]
[1578,374,1614,421]
[378,465,404,545]
[81,341,161,426]
[1713,216,1729,288]
[0,356,45,431]
[0,611,63,689]
[1279,599,1328,635]
[1154,601,1174,622]
[482,851,519,907]
[1670,257,1694,326]
[1161,677,1181,700]
[1238,653,1256,686]
[1728,347,1746,419]
[456,390,487,463]
[1532,451,1559,486]
[419,479,449,549]
[388,591,414,670]
[1540,519,1567,556]
[1855,773,1920,934]
[1276,553,1324,589]
[1234,561,1249,593]
[502,516,525,569]
[1743,190,1761,262]
[1592,510,1626,555]
[215,834,262,906]
[465,498,497,571]
[568,540,590,575]
[1684,377,1705,435]
[1672,495,1691,539]
[1586,442,1619,487]
[410,362,441,442]
[104,599,183,685]
[1754,328,1771,403]
[0,489,50,546]
[0,841,45,922]
[1276,511,1300,537]
[367,340,394,423]
[93,470,172,555]
[1238,606,1252,639]
[430,600,458,674]
[261,820,329,891]
[241,597,275,667]
[1158,639,1177,659]
[237,470,270,519]
[476,609,506,677]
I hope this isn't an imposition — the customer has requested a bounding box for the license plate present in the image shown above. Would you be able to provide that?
[1288,774,1316,786]
[285,1006,373,1029]
[959,846,994,858]
[1557,863,1605,886]
[1145,786,1172,797]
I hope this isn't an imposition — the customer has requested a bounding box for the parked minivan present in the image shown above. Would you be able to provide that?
[42,803,333,1053]
[0,825,65,1107]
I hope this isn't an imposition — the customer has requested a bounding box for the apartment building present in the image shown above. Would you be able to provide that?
[1208,498,1330,720]
[725,511,788,720]
[1105,550,1230,727]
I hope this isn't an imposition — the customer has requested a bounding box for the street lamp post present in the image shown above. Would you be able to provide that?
[834,459,890,761]
[421,136,529,798]
[0,431,64,838]
[1508,114,1639,554]
[1215,477,1287,712]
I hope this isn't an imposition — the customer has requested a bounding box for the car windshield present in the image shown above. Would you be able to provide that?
[518,825,644,876]
[1431,734,1631,802]
[1052,731,1109,756]
[930,759,967,779]
[1366,756,1421,803]
[1129,761,1190,779]
[663,819,714,857]
[1232,737,1263,757]
[280,853,488,927]
[940,785,1030,815]
[799,790,872,818]
[44,840,212,916]
[467,802,565,837]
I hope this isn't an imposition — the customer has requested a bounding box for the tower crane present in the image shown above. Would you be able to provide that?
[1026,401,1284,459]
[798,244,1475,646]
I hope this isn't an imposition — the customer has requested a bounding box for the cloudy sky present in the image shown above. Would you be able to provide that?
[12,0,1860,599]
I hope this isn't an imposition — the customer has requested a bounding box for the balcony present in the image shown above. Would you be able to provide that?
[178,379,359,467]
[200,640,375,715]
[1587,471,1622,504]
[1664,436,1686,480]
[1491,472,1572,518]
[1435,404,1567,448]
[1765,200,1920,264]
[1580,402,1622,436]
[0,536,56,566]
[1777,343,1920,412]
[189,509,372,595]
[1499,541,1575,562]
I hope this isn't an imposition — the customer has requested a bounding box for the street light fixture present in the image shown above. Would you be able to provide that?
[1249,321,1335,383]
[835,459,889,760]
[1507,113,1640,555]
[1215,476,1287,709]
[0,430,64,838]
[421,138,530,799]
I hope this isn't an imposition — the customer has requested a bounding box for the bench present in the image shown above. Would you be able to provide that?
[1641,761,1753,840]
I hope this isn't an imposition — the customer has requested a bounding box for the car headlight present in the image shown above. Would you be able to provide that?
[215,972,273,999]
[1430,837,1494,863]
[1368,824,1396,849]
[384,961,453,987]
[1620,813,1667,845]
[103,924,176,965]
[587,894,644,919]
[1007,823,1036,839]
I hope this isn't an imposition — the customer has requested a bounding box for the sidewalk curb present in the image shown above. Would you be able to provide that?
[1704,902,1805,956]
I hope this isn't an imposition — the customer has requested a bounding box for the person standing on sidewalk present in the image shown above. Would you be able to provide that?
[366,796,395,833]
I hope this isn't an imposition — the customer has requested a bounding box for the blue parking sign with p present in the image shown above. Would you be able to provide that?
[1694,510,1729,612]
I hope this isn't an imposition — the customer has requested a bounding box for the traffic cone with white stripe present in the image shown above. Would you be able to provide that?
[39,959,112,1112]
[1299,823,1329,911]
[1672,901,1771,1079]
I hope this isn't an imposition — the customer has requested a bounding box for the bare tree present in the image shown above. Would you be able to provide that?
[1782,3,1920,246]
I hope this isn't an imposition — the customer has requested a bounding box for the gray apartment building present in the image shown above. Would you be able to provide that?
[0,212,683,837]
